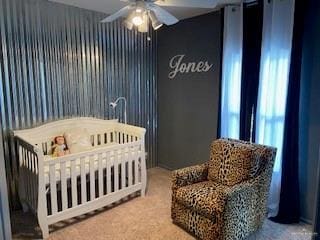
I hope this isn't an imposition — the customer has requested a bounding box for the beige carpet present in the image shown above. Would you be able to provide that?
[12,167,312,240]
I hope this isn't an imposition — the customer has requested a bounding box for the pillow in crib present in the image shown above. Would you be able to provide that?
[64,128,92,154]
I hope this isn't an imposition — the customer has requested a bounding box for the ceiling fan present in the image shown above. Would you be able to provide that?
[100,0,226,32]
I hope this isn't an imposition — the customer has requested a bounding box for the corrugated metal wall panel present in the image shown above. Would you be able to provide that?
[0,0,157,209]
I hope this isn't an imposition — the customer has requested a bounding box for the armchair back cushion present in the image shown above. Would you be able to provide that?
[208,138,263,186]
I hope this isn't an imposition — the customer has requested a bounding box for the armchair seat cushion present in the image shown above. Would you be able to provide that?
[175,181,226,219]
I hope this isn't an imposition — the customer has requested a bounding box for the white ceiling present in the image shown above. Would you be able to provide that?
[49,0,220,20]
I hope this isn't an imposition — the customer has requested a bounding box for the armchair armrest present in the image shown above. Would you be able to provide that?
[172,162,208,191]
[223,178,259,198]
[223,166,271,202]
[220,174,269,226]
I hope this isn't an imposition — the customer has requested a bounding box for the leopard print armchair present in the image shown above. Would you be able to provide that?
[171,138,277,240]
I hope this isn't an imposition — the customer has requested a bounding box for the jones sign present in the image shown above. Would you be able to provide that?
[168,54,213,79]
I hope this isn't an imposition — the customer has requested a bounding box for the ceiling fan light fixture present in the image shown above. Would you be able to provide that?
[123,18,134,30]
[101,0,179,30]
[148,10,163,30]
[132,15,143,26]
[152,21,163,30]
[131,1,146,26]
[138,12,149,32]
[135,7,143,13]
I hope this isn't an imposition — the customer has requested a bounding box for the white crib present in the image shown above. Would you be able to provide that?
[14,118,147,239]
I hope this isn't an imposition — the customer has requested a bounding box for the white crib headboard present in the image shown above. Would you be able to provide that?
[14,117,146,146]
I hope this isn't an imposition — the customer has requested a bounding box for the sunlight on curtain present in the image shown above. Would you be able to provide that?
[220,5,243,139]
[256,0,295,217]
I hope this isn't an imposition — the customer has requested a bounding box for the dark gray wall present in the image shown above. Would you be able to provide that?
[0,0,157,209]
[299,0,320,223]
[157,12,222,170]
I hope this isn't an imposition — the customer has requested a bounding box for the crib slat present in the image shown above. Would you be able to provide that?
[98,153,103,197]
[34,154,38,174]
[81,157,87,204]
[101,133,105,145]
[114,151,119,192]
[27,152,32,208]
[134,147,139,185]
[32,154,36,210]
[71,160,77,207]
[29,152,34,209]
[24,149,30,202]
[23,148,27,166]
[106,132,110,144]
[117,132,120,144]
[25,150,30,206]
[94,134,98,146]
[19,146,22,166]
[114,131,117,143]
[29,151,33,172]
[106,152,111,194]
[60,162,67,211]
[128,151,133,187]
[34,155,39,209]
[47,141,53,154]
[121,150,126,189]
[102,133,105,145]
[90,155,95,200]
[18,146,25,204]
[31,154,36,210]
[49,164,57,215]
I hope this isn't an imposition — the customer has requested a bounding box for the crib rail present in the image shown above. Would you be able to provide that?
[13,118,145,156]
[43,141,144,225]
[39,129,142,156]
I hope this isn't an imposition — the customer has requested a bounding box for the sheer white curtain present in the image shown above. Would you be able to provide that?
[220,5,243,139]
[255,0,295,217]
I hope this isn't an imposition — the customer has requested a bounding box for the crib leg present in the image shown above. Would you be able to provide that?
[141,174,147,197]
[140,189,146,197]
[38,189,49,239]
[38,213,49,239]
[39,222,49,239]
[140,156,147,197]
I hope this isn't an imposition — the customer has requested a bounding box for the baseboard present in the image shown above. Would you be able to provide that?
[157,164,174,171]
[300,217,313,225]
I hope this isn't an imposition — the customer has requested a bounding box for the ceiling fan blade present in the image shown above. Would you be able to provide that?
[154,0,218,8]
[101,5,133,23]
[147,3,178,25]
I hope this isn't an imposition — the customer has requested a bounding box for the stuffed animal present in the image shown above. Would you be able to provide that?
[52,136,70,157]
